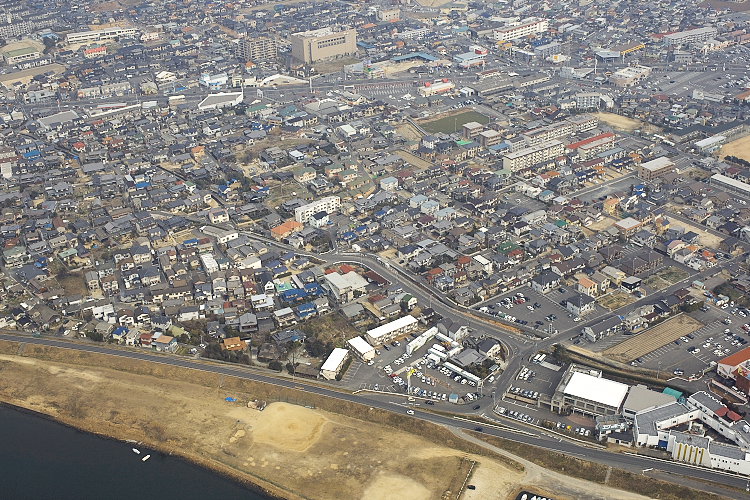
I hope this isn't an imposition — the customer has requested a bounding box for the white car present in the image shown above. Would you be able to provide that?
[406,409,415,415]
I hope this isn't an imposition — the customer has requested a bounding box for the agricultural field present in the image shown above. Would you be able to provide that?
[602,314,704,363]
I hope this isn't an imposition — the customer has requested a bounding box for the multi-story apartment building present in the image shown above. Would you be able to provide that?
[290,27,357,64]
[236,36,277,62]
[294,196,341,223]
[502,140,564,171]
[663,27,718,46]
[493,18,548,42]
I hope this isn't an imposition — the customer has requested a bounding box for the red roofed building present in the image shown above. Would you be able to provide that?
[717,346,750,380]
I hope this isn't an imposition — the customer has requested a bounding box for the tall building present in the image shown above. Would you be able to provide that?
[236,36,277,62]
[493,18,548,42]
[290,27,357,64]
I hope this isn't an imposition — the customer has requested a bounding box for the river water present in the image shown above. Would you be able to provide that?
[0,405,267,499]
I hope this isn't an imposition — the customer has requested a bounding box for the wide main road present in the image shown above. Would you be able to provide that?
[1,332,747,496]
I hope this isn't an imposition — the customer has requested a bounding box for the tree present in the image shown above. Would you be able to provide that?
[88,331,104,342]
[268,360,283,371]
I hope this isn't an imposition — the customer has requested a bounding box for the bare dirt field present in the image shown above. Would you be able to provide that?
[719,134,750,162]
[395,123,424,142]
[596,112,662,135]
[395,149,432,169]
[0,39,44,54]
[596,113,642,132]
[603,314,704,363]
[415,0,454,6]
[667,216,723,248]
[0,64,66,86]
[597,292,636,311]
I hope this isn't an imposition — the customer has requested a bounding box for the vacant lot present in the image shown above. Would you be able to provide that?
[603,314,704,363]
[421,110,490,134]
[395,123,424,142]
[0,63,66,86]
[598,292,636,311]
[720,134,750,162]
[595,112,642,132]
[644,266,691,292]
[395,149,432,169]
[667,217,723,249]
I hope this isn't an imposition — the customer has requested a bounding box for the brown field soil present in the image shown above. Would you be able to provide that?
[596,112,642,132]
[719,134,750,162]
[395,123,424,141]
[595,112,663,134]
[0,64,66,86]
[666,216,724,248]
[603,314,704,363]
[0,39,44,54]
[56,271,87,296]
[597,291,636,311]
[395,149,432,169]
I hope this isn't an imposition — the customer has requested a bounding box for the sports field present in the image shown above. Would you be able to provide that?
[421,110,490,134]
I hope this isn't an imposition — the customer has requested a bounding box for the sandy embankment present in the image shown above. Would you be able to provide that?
[0,345,525,499]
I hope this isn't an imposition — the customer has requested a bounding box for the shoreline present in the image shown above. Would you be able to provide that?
[0,399,293,500]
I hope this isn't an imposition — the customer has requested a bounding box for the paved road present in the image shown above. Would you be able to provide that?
[1,332,747,497]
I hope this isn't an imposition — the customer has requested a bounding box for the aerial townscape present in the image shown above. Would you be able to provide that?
[2,0,750,498]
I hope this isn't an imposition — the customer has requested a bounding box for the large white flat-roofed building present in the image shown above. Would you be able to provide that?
[711,173,750,197]
[366,315,418,345]
[638,156,674,180]
[198,92,244,111]
[323,271,369,303]
[4,47,41,65]
[320,347,349,380]
[663,27,718,46]
[551,364,629,416]
[294,196,341,224]
[493,18,548,41]
[290,27,357,64]
[502,140,563,171]
[66,27,138,45]
[418,80,455,97]
[347,336,375,362]
[610,65,651,87]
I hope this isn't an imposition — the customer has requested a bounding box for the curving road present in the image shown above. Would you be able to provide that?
[1,332,747,497]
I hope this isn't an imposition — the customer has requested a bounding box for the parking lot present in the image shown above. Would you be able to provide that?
[477,286,596,336]
[624,304,750,380]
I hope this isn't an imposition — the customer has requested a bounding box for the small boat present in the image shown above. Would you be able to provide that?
[132,448,141,454]
[142,455,151,462]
